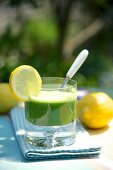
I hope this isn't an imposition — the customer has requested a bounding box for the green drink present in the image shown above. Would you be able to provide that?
[25,77,77,148]
[25,90,76,126]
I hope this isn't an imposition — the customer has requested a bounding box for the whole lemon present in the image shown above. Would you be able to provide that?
[77,92,113,129]
[0,83,19,114]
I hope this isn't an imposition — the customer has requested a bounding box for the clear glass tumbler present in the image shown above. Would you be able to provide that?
[25,77,77,148]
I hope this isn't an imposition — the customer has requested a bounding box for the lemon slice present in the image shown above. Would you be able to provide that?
[9,65,42,101]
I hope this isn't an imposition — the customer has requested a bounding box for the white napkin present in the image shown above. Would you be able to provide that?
[10,106,101,160]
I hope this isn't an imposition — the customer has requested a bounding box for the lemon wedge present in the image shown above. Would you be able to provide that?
[77,92,113,129]
[9,65,42,101]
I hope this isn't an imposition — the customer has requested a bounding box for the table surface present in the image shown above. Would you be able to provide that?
[0,88,113,170]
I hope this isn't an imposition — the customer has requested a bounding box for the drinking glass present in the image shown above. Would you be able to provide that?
[25,77,77,148]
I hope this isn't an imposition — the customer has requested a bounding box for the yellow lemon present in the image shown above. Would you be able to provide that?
[9,65,42,101]
[0,83,19,114]
[77,92,113,129]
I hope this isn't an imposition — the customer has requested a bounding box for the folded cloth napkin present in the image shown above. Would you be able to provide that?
[10,106,101,160]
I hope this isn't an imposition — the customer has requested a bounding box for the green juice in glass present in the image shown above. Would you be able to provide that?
[25,90,76,126]
[25,78,77,148]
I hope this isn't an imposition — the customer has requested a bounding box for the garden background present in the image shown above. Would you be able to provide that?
[0,0,113,88]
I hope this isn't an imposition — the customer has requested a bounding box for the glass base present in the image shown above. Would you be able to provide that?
[26,133,76,148]
[25,121,76,148]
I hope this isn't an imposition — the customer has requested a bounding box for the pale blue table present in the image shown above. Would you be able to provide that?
[0,88,113,170]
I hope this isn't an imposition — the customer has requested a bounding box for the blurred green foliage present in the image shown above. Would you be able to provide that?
[0,18,62,81]
[0,0,113,88]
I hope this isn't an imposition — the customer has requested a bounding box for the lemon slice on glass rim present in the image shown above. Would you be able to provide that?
[9,65,42,101]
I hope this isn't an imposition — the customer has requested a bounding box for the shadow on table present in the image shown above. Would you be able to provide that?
[85,125,109,135]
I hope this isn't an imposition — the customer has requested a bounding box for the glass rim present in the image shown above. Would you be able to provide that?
[41,77,77,90]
